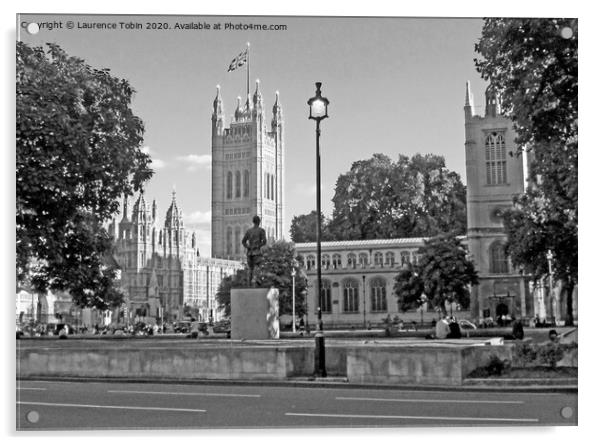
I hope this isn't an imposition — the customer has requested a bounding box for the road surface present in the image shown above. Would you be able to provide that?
[16,379,577,430]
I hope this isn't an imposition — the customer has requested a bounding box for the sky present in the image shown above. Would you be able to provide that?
[18,14,492,256]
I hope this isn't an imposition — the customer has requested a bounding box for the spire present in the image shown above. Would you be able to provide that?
[121,195,130,222]
[165,187,183,229]
[212,84,223,117]
[253,79,263,119]
[465,81,473,107]
[272,91,283,130]
[132,190,148,224]
[234,96,243,121]
[152,199,157,221]
[464,81,474,120]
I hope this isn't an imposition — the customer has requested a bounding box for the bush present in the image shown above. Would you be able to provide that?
[512,342,577,368]
[468,354,510,378]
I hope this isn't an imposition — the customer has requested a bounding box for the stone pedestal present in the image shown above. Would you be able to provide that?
[231,287,279,340]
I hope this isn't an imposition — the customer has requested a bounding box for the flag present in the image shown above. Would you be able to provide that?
[227,48,248,72]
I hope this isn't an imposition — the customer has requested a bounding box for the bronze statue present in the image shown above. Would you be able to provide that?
[241,215,267,287]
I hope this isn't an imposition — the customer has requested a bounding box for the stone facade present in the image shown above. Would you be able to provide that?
[463,82,530,321]
[295,238,471,327]
[211,81,284,260]
[108,191,241,323]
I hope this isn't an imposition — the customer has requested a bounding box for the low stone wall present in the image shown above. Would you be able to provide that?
[17,340,511,385]
[346,343,513,386]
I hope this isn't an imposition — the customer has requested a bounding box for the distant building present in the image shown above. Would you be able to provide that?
[211,80,285,259]
[109,191,241,323]
[295,238,470,327]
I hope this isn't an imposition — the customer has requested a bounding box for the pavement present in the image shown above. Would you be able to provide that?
[16,379,578,430]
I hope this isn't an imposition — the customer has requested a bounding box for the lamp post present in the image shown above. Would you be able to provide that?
[308,82,329,377]
[292,268,296,333]
[362,275,367,328]
[546,250,556,324]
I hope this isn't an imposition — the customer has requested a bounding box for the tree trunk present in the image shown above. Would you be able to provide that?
[564,278,575,326]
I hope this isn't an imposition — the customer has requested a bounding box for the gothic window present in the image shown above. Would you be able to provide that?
[319,279,332,313]
[306,255,316,270]
[347,253,357,268]
[321,254,330,269]
[342,278,360,313]
[370,277,387,312]
[332,254,342,269]
[485,132,507,185]
[235,227,241,254]
[359,253,369,268]
[270,174,275,201]
[385,251,395,266]
[235,171,241,198]
[374,252,384,267]
[226,171,233,199]
[226,227,232,256]
[264,173,269,198]
[243,170,250,197]
[490,241,509,274]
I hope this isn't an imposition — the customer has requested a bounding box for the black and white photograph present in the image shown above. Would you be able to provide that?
[10,3,585,436]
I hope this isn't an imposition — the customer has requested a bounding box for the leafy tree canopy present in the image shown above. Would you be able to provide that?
[16,42,152,309]
[216,241,308,317]
[290,153,466,242]
[394,235,478,315]
[289,211,335,243]
[475,19,577,324]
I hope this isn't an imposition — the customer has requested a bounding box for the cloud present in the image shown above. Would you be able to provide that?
[141,146,167,169]
[184,210,212,225]
[176,154,212,172]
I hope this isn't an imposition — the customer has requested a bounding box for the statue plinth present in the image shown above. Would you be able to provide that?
[231,287,279,340]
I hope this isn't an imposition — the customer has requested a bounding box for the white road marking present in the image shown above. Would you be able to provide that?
[285,412,539,423]
[17,401,206,413]
[336,396,524,404]
[108,390,260,398]
[17,387,47,391]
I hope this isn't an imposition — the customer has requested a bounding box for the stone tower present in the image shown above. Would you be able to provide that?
[464,81,530,320]
[211,80,285,259]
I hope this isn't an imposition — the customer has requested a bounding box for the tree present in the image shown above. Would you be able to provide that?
[475,19,577,324]
[327,153,466,240]
[394,235,478,315]
[289,210,334,243]
[16,42,152,309]
[393,263,424,312]
[216,241,308,318]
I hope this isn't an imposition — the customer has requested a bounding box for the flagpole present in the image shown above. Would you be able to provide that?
[246,42,250,98]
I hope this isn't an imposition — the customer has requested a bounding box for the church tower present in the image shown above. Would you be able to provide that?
[464,82,529,320]
[211,81,285,259]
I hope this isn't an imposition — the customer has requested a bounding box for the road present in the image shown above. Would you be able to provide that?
[16,379,577,430]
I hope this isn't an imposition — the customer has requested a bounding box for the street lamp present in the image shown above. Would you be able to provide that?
[546,249,555,324]
[362,275,367,328]
[308,82,329,378]
[308,82,329,334]
[292,267,296,333]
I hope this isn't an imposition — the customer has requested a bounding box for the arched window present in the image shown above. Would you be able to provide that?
[490,241,509,274]
[271,174,275,201]
[332,254,342,269]
[370,277,387,312]
[226,227,233,256]
[306,255,316,270]
[226,171,233,199]
[485,132,507,185]
[385,251,395,266]
[347,253,357,268]
[243,170,250,197]
[265,173,269,199]
[321,254,330,269]
[318,279,332,313]
[234,227,241,254]
[374,252,384,267]
[359,253,369,268]
[342,278,360,313]
[235,171,241,198]
[400,251,411,266]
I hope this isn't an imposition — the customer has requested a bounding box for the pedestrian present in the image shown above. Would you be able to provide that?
[435,317,450,339]
[548,329,559,343]
[447,317,461,339]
